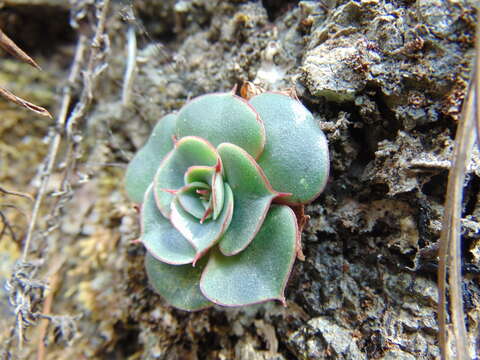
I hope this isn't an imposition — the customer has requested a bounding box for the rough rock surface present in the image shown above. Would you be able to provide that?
[0,0,479,359]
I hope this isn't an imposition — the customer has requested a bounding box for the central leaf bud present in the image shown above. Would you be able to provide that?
[180,162,225,223]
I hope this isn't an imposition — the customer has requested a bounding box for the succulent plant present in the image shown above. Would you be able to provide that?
[125,90,329,310]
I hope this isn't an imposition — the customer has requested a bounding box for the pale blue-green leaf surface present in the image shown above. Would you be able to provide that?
[250,93,329,204]
[170,183,234,256]
[200,205,297,306]
[184,166,215,185]
[177,182,210,219]
[145,253,212,311]
[141,185,195,265]
[125,114,177,203]
[154,136,219,217]
[176,93,266,158]
[217,143,277,255]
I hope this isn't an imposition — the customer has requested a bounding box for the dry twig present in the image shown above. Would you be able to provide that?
[0,209,17,242]
[122,22,137,107]
[5,1,111,355]
[59,0,111,199]
[0,185,33,201]
[36,257,66,360]
[437,19,478,359]
[21,36,87,262]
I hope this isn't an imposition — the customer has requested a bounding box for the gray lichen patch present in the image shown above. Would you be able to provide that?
[289,316,364,359]
[302,39,369,102]
[363,130,454,196]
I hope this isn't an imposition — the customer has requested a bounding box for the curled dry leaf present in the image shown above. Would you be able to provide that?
[0,28,51,118]
[0,87,52,118]
[0,29,41,70]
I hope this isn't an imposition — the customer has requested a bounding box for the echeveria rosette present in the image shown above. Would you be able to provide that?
[125,91,329,311]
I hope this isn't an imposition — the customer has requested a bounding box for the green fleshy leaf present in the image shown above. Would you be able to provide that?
[177,182,210,219]
[141,185,195,265]
[145,253,212,311]
[250,93,329,204]
[176,93,266,159]
[200,205,297,306]
[154,136,219,217]
[184,166,215,185]
[125,114,177,203]
[217,143,277,255]
[170,183,234,256]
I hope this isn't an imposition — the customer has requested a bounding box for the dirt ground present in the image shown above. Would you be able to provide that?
[0,0,479,359]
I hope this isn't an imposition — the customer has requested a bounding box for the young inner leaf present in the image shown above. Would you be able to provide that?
[177,182,210,219]
[211,172,224,220]
[170,183,234,255]
[154,136,219,218]
[184,165,216,186]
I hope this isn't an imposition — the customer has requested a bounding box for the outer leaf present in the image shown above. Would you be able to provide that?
[154,136,219,217]
[217,143,277,255]
[145,253,212,311]
[176,93,266,159]
[200,205,297,306]
[250,93,329,204]
[170,183,234,256]
[141,185,195,265]
[125,114,177,203]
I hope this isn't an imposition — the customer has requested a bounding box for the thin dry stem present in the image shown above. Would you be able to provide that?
[437,69,476,360]
[0,185,34,201]
[60,0,111,194]
[65,0,110,139]
[36,257,65,360]
[0,210,17,242]
[475,15,480,153]
[21,36,87,262]
[122,23,137,107]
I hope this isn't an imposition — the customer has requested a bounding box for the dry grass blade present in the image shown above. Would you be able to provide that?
[0,86,52,118]
[437,45,477,360]
[0,28,41,70]
[475,17,480,152]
